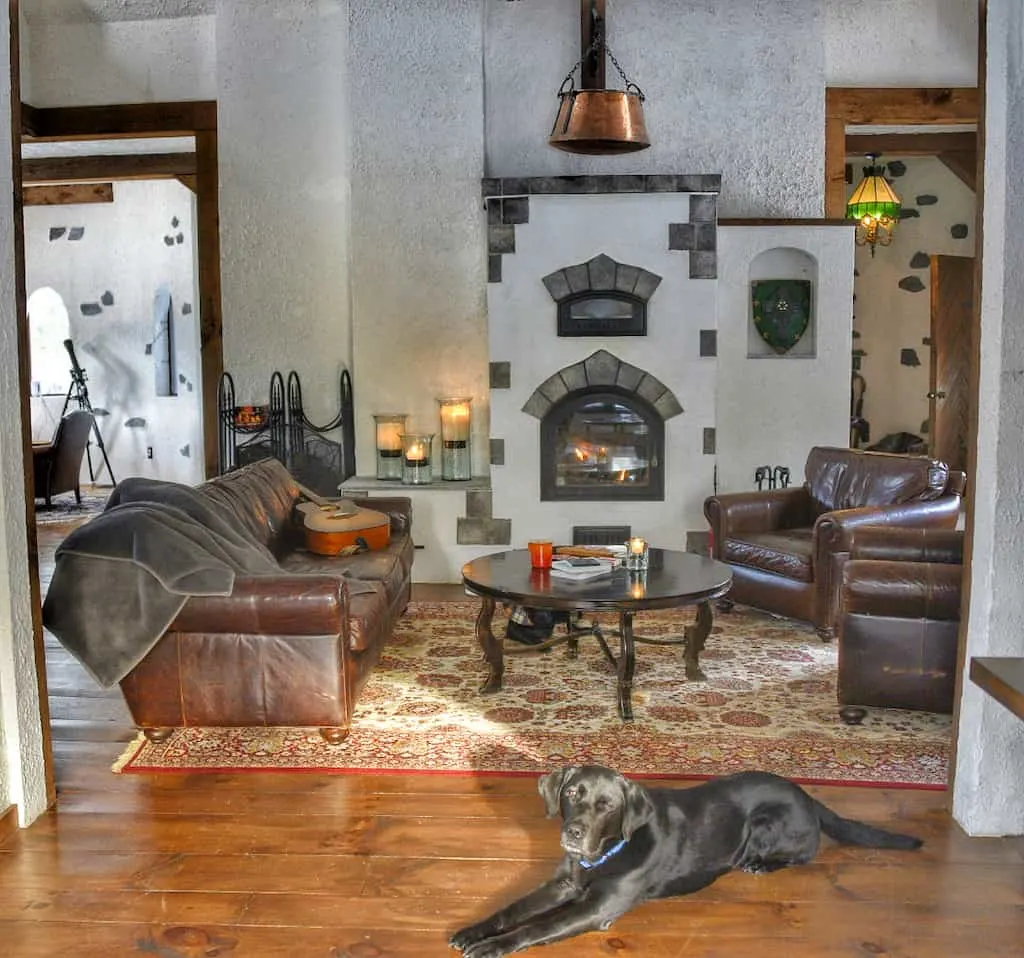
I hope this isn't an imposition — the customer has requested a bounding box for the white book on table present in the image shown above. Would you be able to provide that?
[549,558,617,580]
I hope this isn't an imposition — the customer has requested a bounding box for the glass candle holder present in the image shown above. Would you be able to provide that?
[438,397,472,481]
[374,413,408,480]
[625,536,649,572]
[401,433,434,485]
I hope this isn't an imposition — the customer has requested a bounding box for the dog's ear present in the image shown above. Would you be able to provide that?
[538,767,573,818]
[620,778,655,839]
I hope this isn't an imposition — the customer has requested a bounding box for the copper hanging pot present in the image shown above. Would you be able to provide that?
[549,78,649,155]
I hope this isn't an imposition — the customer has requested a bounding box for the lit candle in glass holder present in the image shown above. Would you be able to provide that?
[373,413,407,480]
[438,397,472,481]
[401,432,434,485]
[625,536,649,572]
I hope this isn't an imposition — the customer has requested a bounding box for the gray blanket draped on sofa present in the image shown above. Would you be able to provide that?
[43,477,281,687]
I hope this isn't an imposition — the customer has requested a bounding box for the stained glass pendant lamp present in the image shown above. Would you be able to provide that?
[846,154,902,256]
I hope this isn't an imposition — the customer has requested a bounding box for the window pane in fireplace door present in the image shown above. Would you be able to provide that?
[556,398,651,490]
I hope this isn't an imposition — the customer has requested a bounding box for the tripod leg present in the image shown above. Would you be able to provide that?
[85,441,97,483]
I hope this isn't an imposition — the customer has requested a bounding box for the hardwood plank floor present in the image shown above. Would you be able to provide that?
[2,517,1021,956]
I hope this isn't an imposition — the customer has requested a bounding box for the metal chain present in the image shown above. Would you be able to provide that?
[556,32,642,96]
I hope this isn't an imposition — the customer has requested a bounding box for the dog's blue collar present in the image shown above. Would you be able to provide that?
[579,838,628,869]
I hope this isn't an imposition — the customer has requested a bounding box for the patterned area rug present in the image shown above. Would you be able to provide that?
[34,487,111,526]
[114,601,951,786]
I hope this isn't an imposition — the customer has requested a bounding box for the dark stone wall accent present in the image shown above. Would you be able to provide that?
[182,303,193,315]
[898,276,926,293]
[703,427,716,455]
[916,194,938,206]
[484,174,720,283]
[124,417,146,428]
[180,444,190,457]
[951,223,969,239]
[887,160,907,177]
[521,348,683,421]
[68,227,84,241]
[686,529,711,556]
[910,252,930,269]
[80,303,102,316]
[48,227,65,241]
[490,361,511,389]
[457,517,511,546]
[542,254,662,304]
[489,438,505,466]
[466,489,493,519]
[900,208,920,220]
[100,291,114,306]
[900,348,922,367]
[699,329,717,357]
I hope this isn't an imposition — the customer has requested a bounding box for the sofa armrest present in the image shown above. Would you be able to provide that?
[814,496,961,555]
[169,575,350,636]
[704,487,812,553]
[848,526,963,564]
[348,495,413,538]
[840,559,963,620]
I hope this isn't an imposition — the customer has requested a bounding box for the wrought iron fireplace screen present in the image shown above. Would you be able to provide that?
[541,388,664,501]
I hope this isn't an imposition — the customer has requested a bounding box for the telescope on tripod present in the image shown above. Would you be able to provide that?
[60,338,115,485]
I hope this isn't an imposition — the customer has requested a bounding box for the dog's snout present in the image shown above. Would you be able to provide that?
[564,822,584,842]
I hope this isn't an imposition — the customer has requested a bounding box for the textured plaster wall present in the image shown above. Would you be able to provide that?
[824,0,977,86]
[23,15,215,106]
[851,157,976,447]
[23,180,204,486]
[0,13,47,826]
[217,0,352,428]
[484,0,824,218]
[716,227,854,493]
[349,0,487,477]
[951,0,1024,838]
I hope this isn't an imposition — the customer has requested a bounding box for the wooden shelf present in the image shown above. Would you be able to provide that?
[969,657,1024,721]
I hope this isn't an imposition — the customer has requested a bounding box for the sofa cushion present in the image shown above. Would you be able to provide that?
[279,546,407,609]
[805,447,950,516]
[723,529,814,582]
[198,458,299,552]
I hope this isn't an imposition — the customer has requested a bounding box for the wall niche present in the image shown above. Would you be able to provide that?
[747,247,817,359]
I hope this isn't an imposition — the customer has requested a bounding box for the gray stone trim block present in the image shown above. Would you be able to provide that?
[480,174,721,198]
[466,489,493,519]
[488,225,515,255]
[522,349,683,421]
[685,529,711,556]
[457,517,512,546]
[690,251,717,279]
[689,194,717,223]
[703,427,716,455]
[488,255,502,284]
[542,254,661,304]
[489,361,511,389]
[502,196,529,224]
[489,438,505,466]
[668,223,695,250]
[699,329,717,357]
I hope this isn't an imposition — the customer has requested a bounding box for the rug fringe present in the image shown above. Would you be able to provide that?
[111,732,147,774]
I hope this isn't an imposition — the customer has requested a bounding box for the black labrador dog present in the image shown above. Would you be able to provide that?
[450,764,922,957]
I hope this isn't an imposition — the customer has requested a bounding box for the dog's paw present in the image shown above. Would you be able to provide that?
[449,925,489,951]
[462,941,511,958]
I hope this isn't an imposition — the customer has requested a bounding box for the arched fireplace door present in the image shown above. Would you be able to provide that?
[541,387,665,502]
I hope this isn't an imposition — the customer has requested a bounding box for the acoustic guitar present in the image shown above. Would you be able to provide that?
[294,484,391,556]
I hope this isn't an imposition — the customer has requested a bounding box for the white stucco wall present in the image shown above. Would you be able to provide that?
[0,14,48,827]
[852,156,976,446]
[716,226,855,493]
[217,0,353,428]
[22,15,215,106]
[484,0,825,219]
[825,0,978,86]
[349,0,488,479]
[23,180,204,486]
[951,0,1024,838]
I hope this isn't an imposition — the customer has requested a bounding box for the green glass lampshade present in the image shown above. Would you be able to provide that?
[846,163,902,225]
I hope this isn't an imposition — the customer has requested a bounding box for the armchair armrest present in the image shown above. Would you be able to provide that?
[848,526,963,564]
[169,575,349,636]
[704,487,812,552]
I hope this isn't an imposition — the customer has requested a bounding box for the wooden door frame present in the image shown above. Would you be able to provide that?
[825,83,983,800]
[13,98,222,809]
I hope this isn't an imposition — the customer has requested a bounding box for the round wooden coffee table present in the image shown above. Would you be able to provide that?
[461,548,732,721]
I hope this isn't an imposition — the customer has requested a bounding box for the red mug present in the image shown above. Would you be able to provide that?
[528,540,553,569]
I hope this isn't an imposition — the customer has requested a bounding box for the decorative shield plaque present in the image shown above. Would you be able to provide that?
[751,279,812,354]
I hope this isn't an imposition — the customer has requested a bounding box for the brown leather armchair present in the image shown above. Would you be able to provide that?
[32,410,95,507]
[836,526,963,719]
[704,446,966,639]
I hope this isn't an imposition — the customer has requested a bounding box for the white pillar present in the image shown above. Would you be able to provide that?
[951,0,1024,837]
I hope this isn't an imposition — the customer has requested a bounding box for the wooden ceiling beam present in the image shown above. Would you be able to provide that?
[21,100,216,141]
[938,151,978,192]
[846,132,976,157]
[827,87,979,125]
[23,183,113,206]
[21,152,196,184]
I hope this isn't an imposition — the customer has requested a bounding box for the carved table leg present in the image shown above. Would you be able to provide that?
[475,596,504,694]
[683,601,713,681]
[617,611,636,721]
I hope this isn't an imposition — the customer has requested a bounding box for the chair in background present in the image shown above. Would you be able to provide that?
[836,526,963,721]
[704,446,966,640]
[32,409,95,508]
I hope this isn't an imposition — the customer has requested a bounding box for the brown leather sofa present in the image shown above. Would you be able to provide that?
[117,458,414,744]
[836,526,963,719]
[703,446,966,639]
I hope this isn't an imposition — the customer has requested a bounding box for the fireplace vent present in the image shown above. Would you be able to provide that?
[573,525,631,546]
